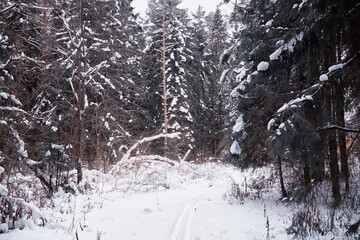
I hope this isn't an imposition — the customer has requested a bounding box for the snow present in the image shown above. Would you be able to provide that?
[320,74,328,81]
[10,95,22,105]
[180,106,188,113]
[51,143,64,150]
[269,32,304,60]
[257,61,269,71]
[0,223,8,233]
[0,166,4,175]
[1,163,295,240]
[0,184,8,196]
[265,19,273,27]
[277,95,313,113]
[267,118,276,131]
[0,92,9,99]
[299,0,308,9]
[220,68,230,83]
[11,128,28,158]
[270,48,282,60]
[279,122,286,130]
[235,67,247,82]
[45,150,51,157]
[328,63,344,72]
[233,115,245,132]
[2,160,351,239]
[26,159,40,166]
[230,141,241,155]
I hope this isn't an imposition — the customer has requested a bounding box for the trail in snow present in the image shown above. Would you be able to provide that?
[1,165,293,240]
[170,199,201,240]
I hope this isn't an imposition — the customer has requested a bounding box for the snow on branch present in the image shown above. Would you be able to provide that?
[319,54,358,82]
[317,125,360,133]
[84,60,108,85]
[0,54,23,70]
[181,149,191,162]
[128,155,177,166]
[122,132,180,161]
[276,95,313,113]
[0,3,17,13]
[347,3,360,16]
[269,32,304,61]
[0,106,28,115]
[109,132,181,174]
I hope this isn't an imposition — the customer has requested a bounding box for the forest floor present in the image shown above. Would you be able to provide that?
[0,162,349,240]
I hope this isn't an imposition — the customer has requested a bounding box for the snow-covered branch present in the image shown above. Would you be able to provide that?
[317,125,360,133]
[109,132,181,174]
[122,132,181,162]
[83,60,108,85]
[128,155,177,166]
[0,3,17,13]
[319,53,358,82]
[0,106,28,115]
[0,54,23,70]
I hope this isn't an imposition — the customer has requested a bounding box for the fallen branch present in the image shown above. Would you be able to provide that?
[128,155,177,166]
[121,132,180,162]
[109,132,181,174]
[181,149,191,162]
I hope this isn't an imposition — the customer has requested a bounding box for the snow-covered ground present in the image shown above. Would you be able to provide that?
[0,162,347,240]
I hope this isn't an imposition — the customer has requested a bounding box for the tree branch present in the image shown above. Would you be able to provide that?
[317,125,360,133]
[0,3,17,13]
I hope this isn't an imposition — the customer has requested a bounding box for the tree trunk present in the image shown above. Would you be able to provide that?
[41,0,47,58]
[328,88,341,206]
[336,30,350,192]
[303,163,311,188]
[162,0,168,154]
[336,83,349,191]
[277,157,287,198]
[329,130,341,206]
[76,0,86,184]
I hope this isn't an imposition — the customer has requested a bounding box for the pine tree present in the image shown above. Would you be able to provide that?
[205,7,230,158]
[144,0,195,160]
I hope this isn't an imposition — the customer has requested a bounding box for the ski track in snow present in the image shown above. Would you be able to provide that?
[1,167,296,240]
[170,199,201,240]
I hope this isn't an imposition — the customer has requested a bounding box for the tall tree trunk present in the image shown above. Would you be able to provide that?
[162,0,168,153]
[328,88,341,206]
[329,130,341,206]
[303,163,311,188]
[277,157,287,198]
[336,31,350,191]
[41,0,47,58]
[336,83,349,191]
[76,0,86,184]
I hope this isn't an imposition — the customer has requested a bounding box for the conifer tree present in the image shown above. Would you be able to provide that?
[144,0,195,160]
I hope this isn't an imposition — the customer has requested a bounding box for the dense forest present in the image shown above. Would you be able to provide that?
[1,0,360,238]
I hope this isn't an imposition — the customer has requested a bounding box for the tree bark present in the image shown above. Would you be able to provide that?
[277,157,287,198]
[336,83,349,191]
[162,0,168,153]
[41,0,47,58]
[329,130,341,206]
[336,30,350,192]
[303,162,311,188]
[328,88,341,206]
[76,0,86,184]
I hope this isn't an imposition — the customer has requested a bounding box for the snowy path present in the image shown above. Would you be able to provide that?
[2,173,290,240]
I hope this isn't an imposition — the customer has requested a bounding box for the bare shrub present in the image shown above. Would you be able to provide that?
[223,180,249,204]
[286,204,329,238]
